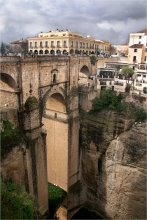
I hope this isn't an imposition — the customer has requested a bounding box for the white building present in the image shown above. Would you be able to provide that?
[128,30,147,64]
[133,64,147,95]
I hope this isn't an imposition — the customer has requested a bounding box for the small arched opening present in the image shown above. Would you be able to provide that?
[70,49,74,55]
[63,50,67,55]
[75,50,79,55]
[34,50,38,54]
[56,50,61,55]
[45,50,49,54]
[39,50,43,54]
[50,50,55,55]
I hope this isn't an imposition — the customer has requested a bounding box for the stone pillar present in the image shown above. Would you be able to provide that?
[23,96,48,215]
[67,88,82,218]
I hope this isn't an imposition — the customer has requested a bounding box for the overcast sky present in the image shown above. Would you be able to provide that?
[0,0,146,44]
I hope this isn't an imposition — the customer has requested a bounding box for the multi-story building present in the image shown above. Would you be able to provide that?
[10,39,28,55]
[128,30,147,64]
[28,30,111,56]
[133,63,147,94]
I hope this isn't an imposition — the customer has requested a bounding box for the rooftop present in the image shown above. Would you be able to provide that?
[129,44,144,48]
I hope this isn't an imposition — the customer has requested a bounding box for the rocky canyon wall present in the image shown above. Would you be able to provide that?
[80,111,146,219]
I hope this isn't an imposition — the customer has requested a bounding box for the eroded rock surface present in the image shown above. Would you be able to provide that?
[80,111,146,219]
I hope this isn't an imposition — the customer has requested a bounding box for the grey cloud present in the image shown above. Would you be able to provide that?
[0,0,146,44]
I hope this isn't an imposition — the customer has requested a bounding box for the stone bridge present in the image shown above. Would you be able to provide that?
[0,55,97,215]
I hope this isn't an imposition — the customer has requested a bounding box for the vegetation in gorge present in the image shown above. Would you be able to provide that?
[1,178,37,219]
[1,120,24,159]
[90,89,146,122]
[48,182,66,217]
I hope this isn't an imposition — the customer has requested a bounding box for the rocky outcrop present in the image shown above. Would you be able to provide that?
[80,111,146,219]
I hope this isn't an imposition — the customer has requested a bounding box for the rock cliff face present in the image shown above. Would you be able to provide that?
[80,111,146,219]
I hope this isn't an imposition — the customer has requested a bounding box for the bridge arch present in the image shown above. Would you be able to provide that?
[0,72,18,109]
[79,65,90,85]
[0,72,18,90]
[80,65,90,77]
[42,88,68,191]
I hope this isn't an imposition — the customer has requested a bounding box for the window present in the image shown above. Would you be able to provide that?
[35,42,37,48]
[51,41,54,47]
[30,42,32,48]
[63,41,67,47]
[134,49,137,52]
[45,41,48,47]
[40,42,43,47]
[53,74,57,83]
[80,42,82,48]
[71,41,74,47]
[76,41,78,48]
[133,56,136,62]
[139,41,141,44]
[57,41,60,47]
[139,36,142,39]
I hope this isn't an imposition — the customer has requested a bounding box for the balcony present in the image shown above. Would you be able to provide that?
[100,81,106,85]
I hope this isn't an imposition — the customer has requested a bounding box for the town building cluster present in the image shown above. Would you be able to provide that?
[2,29,147,96]
[96,30,147,96]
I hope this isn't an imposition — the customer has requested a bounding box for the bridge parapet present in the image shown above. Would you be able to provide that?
[0,56,21,63]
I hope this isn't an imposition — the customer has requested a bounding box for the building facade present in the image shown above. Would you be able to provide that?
[28,30,111,56]
[128,30,147,64]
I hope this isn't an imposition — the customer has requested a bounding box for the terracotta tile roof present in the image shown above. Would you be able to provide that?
[129,44,144,48]
[137,29,147,35]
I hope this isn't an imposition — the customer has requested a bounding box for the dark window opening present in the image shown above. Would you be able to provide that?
[53,74,57,83]
[133,56,136,62]
[54,113,57,118]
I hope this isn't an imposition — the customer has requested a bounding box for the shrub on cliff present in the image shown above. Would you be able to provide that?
[1,178,37,219]
[91,89,123,112]
[1,120,24,159]
[133,108,147,122]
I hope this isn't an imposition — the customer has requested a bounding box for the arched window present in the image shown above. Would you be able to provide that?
[39,50,43,54]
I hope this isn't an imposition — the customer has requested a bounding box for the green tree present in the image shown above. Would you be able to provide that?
[90,55,97,65]
[121,67,134,78]
[0,42,6,55]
